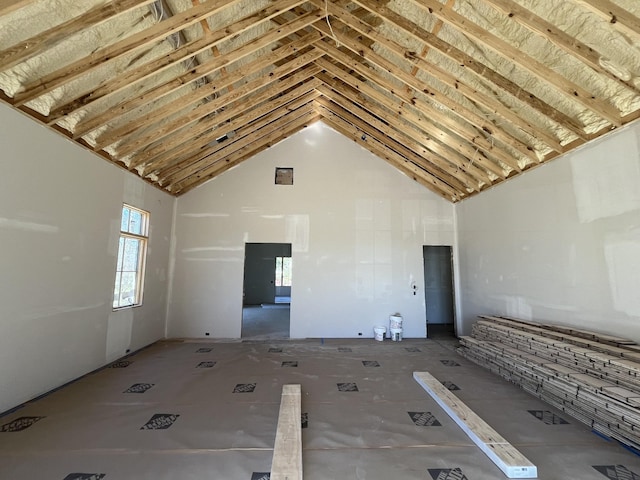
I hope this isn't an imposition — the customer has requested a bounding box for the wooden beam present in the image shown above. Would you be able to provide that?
[481,0,640,94]
[0,0,157,71]
[316,68,499,184]
[572,0,640,41]
[141,77,321,175]
[0,0,36,16]
[111,61,321,159]
[317,103,463,201]
[48,0,308,124]
[319,112,455,202]
[315,12,561,156]
[414,371,537,479]
[172,109,319,194]
[158,90,320,184]
[315,41,521,174]
[316,87,479,192]
[175,119,315,196]
[167,102,317,185]
[350,0,589,141]
[410,0,622,126]
[271,385,303,480]
[317,95,471,194]
[81,12,322,143]
[12,0,248,106]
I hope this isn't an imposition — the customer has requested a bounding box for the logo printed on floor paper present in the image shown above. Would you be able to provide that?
[338,347,352,352]
[362,361,380,367]
[441,381,460,391]
[281,361,298,367]
[301,412,308,429]
[269,348,282,353]
[408,411,442,426]
[140,413,180,430]
[233,383,257,393]
[0,416,45,432]
[251,473,271,480]
[593,465,640,480]
[405,347,421,352]
[109,360,131,368]
[337,382,359,392]
[63,474,106,480]
[528,410,569,425]
[123,383,154,393]
[197,361,216,368]
[196,347,212,353]
[440,360,460,367]
[428,467,469,480]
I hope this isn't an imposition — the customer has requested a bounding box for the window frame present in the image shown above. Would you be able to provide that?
[113,204,149,310]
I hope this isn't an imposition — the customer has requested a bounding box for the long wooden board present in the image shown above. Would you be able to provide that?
[271,384,303,480]
[413,371,537,479]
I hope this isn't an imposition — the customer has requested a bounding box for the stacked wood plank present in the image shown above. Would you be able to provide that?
[458,315,640,450]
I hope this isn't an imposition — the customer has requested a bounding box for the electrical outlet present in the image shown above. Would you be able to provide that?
[358,332,362,336]
[205,332,210,336]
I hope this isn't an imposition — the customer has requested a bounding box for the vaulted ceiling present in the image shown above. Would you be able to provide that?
[1,0,639,201]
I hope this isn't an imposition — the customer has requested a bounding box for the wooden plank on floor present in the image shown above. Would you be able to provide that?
[271,384,303,480]
[413,371,537,479]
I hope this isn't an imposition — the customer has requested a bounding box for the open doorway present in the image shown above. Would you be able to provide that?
[242,243,292,340]
[423,245,456,338]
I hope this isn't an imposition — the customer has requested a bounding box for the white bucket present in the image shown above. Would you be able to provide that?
[389,314,403,330]
[390,327,403,342]
[374,326,386,341]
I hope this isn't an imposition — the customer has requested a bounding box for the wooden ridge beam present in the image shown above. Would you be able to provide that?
[316,68,496,185]
[317,102,463,201]
[316,86,478,192]
[48,0,308,124]
[315,14,560,157]
[315,43,514,177]
[481,0,640,94]
[411,0,622,127]
[0,0,157,71]
[172,109,319,194]
[12,0,248,106]
[112,61,321,159]
[350,0,589,142]
[142,79,321,176]
[158,89,321,184]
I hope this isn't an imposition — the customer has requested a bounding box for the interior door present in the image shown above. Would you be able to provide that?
[423,245,455,334]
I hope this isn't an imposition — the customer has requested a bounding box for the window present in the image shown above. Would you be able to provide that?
[275,256,292,287]
[113,204,149,309]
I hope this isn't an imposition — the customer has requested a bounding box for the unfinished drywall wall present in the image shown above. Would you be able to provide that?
[168,122,456,339]
[456,121,640,339]
[0,103,174,413]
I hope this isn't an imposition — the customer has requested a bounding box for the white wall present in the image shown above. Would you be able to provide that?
[0,103,174,413]
[168,122,455,339]
[456,122,640,338]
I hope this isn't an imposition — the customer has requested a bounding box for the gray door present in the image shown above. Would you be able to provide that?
[423,246,455,334]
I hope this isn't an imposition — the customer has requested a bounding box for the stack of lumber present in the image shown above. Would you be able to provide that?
[458,315,640,450]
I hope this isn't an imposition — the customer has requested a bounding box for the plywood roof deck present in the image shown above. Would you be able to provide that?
[1,0,639,201]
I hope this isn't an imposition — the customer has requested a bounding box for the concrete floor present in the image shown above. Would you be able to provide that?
[1,338,639,479]
[242,305,290,340]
